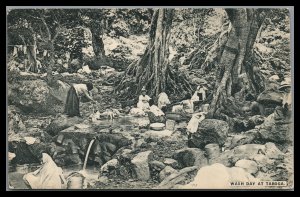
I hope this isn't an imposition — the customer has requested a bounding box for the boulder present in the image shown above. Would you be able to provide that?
[231,143,284,171]
[144,129,173,140]
[181,163,258,189]
[264,142,284,159]
[228,129,258,149]
[159,166,178,182]
[251,154,274,170]
[208,150,234,167]
[8,79,63,114]
[96,133,132,150]
[232,144,266,163]
[163,158,179,169]
[45,114,83,136]
[156,166,198,189]
[257,90,283,105]
[131,151,154,181]
[116,149,134,164]
[235,159,258,175]
[100,159,119,175]
[172,148,207,168]
[188,119,229,149]
[257,108,292,144]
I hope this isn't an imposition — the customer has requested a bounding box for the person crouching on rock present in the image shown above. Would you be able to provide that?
[23,153,67,189]
[64,82,95,117]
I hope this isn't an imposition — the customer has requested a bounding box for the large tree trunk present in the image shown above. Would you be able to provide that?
[116,8,193,101]
[46,41,55,86]
[207,8,269,117]
[90,25,105,61]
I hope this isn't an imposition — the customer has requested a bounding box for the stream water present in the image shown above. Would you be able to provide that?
[92,115,149,129]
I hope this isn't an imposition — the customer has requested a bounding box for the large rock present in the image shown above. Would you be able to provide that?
[48,80,71,104]
[189,119,229,149]
[257,90,283,105]
[232,144,266,163]
[264,142,284,159]
[100,159,119,175]
[144,129,173,140]
[209,150,234,167]
[257,108,292,144]
[8,79,63,114]
[228,129,258,149]
[172,148,207,168]
[159,166,178,182]
[231,143,284,170]
[131,151,154,181]
[180,163,258,189]
[45,114,83,136]
[235,159,258,175]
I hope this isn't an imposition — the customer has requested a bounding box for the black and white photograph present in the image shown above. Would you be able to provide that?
[6,7,294,190]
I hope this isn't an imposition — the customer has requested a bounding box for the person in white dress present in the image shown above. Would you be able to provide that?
[137,87,151,111]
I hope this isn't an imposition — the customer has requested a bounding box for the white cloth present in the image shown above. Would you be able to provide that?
[150,105,165,116]
[23,153,66,189]
[186,112,206,134]
[191,92,200,102]
[172,105,184,113]
[198,87,207,101]
[24,137,36,145]
[137,95,151,111]
[130,107,146,117]
[157,92,170,109]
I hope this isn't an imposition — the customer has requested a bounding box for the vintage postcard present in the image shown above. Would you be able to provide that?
[7,6,294,190]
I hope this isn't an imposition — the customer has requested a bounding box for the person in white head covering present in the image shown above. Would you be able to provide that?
[137,86,151,111]
[23,153,66,189]
[157,92,171,111]
[191,85,208,102]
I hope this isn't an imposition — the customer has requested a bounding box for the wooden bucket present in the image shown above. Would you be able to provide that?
[166,119,176,131]
[67,172,85,189]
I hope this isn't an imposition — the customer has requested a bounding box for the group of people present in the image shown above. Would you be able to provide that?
[129,85,209,136]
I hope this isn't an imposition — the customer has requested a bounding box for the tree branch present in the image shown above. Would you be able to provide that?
[51,30,59,42]
[38,13,51,41]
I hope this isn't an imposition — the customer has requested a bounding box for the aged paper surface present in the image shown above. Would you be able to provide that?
[7,7,293,190]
